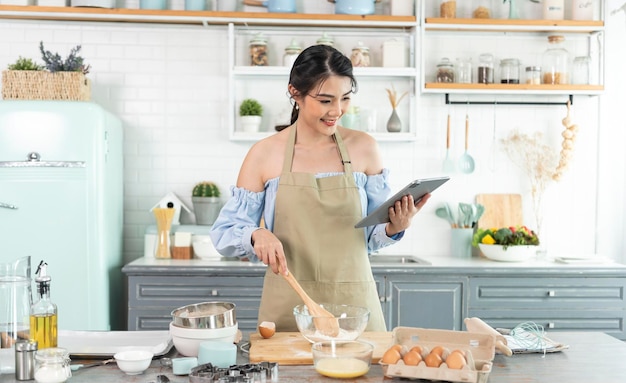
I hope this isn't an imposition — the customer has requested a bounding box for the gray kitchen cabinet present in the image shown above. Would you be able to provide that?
[469,276,626,339]
[126,274,264,332]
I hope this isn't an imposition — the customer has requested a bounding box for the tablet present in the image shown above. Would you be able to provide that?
[354,176,450,228]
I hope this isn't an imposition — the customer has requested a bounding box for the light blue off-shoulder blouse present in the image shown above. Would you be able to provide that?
[209,169,404,263]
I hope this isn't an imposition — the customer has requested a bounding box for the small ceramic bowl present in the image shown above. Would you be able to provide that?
[312,340,373,379]
[114,350,154,375]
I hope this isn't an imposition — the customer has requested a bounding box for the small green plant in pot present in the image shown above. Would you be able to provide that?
[192,181,222,225]
[239,98,263,133]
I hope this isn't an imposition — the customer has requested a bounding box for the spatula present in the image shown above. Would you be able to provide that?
[282,270,340,337]
[457,114,475,174]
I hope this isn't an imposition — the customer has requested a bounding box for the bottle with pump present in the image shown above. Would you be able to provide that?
[30,261,57,349]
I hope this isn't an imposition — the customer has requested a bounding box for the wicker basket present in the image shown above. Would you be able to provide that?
[1,70,91,101]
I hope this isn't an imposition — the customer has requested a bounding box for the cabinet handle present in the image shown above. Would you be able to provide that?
[547,290,556,297]
[211,289,218,296]
[547,322,555,329]
[0,202,18,210]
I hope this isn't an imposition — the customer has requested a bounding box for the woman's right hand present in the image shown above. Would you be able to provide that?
[251,228,288,275]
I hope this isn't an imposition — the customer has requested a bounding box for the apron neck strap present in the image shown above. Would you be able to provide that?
[282,125,354,175]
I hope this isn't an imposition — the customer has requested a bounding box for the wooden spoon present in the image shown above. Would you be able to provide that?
[282,270,340,337]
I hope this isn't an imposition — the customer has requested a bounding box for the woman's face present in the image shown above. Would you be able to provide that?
[293,75,353,136]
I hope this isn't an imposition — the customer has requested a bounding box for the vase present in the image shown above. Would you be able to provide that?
[507,0,519,19]
[386,108,401,133]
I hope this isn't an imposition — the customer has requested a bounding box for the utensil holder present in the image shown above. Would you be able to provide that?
[450,228,473,258]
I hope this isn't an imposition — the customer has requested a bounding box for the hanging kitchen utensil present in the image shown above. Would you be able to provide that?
[435,206,455,227]
[282,269,340,337]
[442,112,455,173]
[457,113,475,174]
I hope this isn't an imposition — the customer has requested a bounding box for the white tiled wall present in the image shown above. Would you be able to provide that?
[1,2,625,264]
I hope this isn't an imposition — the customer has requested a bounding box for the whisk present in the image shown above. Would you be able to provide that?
[507,321,555,355]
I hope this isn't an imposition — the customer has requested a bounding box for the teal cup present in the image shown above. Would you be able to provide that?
[451,228,473,258]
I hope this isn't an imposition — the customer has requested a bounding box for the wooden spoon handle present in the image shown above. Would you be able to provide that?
[465,114,469,151]
[283,271,315,306]
[446,114,451,149]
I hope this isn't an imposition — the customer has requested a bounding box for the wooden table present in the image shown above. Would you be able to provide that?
[1,332,624,382]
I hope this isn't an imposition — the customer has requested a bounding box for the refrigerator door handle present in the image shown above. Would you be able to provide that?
[0,152,85,168]
[0,201,18,210]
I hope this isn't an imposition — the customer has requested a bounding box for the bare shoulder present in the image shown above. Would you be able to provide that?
[237,129,289,190]
[338,127,383,174]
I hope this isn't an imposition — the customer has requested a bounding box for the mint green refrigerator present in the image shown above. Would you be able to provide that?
[0,101,124,331]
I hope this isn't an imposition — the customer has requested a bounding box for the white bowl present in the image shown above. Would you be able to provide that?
[479,244,538,262]
[169,321,238,356]
[114,350,153,375]
[192,236,221,259]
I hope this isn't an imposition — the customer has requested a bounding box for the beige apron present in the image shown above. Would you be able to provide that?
[257,125,386,332]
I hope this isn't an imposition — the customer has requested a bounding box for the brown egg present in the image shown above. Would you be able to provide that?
[445,351,467,370]
[424,352,443,368]
[430,345,445,357]
[258,321,276,339]
[390,344,408,357]
[409,345,424,356]
[381,348,402,364]
[402,350,422,366]
[450,349,466,357]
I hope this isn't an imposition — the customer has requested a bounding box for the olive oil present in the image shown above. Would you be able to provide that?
[29,261,58,349]
[29,313,58,348]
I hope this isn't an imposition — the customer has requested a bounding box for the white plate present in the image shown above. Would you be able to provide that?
[58,330,172,358]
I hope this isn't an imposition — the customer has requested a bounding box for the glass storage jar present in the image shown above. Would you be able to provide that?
[456,57,472,83]
[499,58,520,84]
[316,32,334,47]
[572,56,591,85]
[436,58,455,83]
[283,39,301,68]
[350,41,370,67]
[249,33,269,66]
[440,0,456,18]
[542,35,570,84]
[477,53,494,84]
[525,66,542,84]
[34,347,71,383]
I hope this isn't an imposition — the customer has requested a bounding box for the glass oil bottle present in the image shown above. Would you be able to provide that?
[30,261,57,349]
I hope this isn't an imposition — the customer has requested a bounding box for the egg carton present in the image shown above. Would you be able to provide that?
[380,327,495,383]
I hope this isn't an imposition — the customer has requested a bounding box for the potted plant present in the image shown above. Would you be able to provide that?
[239,98,263,133]
[472,225,540,262]
[191,181,222,225]
[2,41,91,101]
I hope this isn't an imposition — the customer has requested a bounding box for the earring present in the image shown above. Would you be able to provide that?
[295,104,299,110]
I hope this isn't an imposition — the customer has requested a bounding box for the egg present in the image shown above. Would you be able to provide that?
[409,345,424,356]
[424,352,443,368]
[430,345,446,357]
[258,321,276,339]
[381,347,402,364]
[390,344,408,356]
[402,350,422,366]
[445,351,467,370]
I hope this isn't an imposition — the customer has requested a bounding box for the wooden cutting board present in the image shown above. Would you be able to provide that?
[249,332,392,365]
[475,194,524,229]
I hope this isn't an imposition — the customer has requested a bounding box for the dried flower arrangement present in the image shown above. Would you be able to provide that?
[500,101,579,237]
[39,41,91,74]
[385,84,407,110]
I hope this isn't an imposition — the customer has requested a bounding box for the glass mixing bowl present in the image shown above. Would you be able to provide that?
[293,303,370,343]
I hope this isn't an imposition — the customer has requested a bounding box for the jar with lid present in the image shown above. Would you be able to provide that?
[249,33,269,66]
[525,66,542,84]
[350,41,370,68]
[283,39,301,68]
[542,0,564,20]
[455,57,472,83]
[542,35,570,84]
[440,0,456,18]
[472,0,492,18]
[34,347,71,383]
[436,58,455,83]
[499,58,520,84]
[572,56,591,85]
[316,32,334,47]
[477,53,494,84]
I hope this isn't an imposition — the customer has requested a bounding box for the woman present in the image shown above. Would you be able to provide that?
[209,44,430,332]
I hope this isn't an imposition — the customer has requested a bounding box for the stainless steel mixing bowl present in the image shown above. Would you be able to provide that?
[171,301,236,329]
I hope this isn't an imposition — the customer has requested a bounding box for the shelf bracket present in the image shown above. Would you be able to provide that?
[444,94,573,106]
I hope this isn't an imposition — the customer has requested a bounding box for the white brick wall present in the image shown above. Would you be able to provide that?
[1,10,624,263]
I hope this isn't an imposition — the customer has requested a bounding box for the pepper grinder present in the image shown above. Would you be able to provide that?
[15,339,38,381]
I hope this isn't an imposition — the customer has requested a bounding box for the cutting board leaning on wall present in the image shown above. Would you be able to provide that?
[475,194,524,229]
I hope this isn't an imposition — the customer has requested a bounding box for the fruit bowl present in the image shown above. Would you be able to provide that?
[312,340,373,379]
[479,244,537,262]
[293,303,369,343]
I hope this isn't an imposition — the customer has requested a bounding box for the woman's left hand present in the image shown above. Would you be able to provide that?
[385,193,431,236]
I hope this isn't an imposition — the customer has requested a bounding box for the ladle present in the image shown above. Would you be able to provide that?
[282,270,340,337]
[457,114,475,174]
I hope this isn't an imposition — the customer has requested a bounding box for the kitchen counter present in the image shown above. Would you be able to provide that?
[2,332,623,382]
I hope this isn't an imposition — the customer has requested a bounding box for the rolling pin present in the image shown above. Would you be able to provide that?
[464,317,513,356]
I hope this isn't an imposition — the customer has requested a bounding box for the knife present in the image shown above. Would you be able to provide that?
[70,358,115,371]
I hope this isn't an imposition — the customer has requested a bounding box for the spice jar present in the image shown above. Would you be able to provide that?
[542,35,570,84]
[316,32,334,47]
[440,0,456,18]
[436,57,455,83]
[525,66,542,84]
[283,39,301,68]
[350,41,370,67]
[499,58,520,84]
[34,348,71,383]
[249,33,269,66]
[477,53,494,84]
[15,340,38,381]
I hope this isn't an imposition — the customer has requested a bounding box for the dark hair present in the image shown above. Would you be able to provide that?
[285,44,358,127]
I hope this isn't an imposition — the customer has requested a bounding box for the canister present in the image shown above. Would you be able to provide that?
[249,33,269,66]
[499,58,520,84]
[440,0,456,18]
[34,348,71,383]
[15,340,37,381]
[436,57,455,83]
[572,56,590,85]
[316,32,334,47]
[382,39,407,68]
[350,41,370,67]
[525,66,542,84]
[283,39,301,68]
[477,53,494,84]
